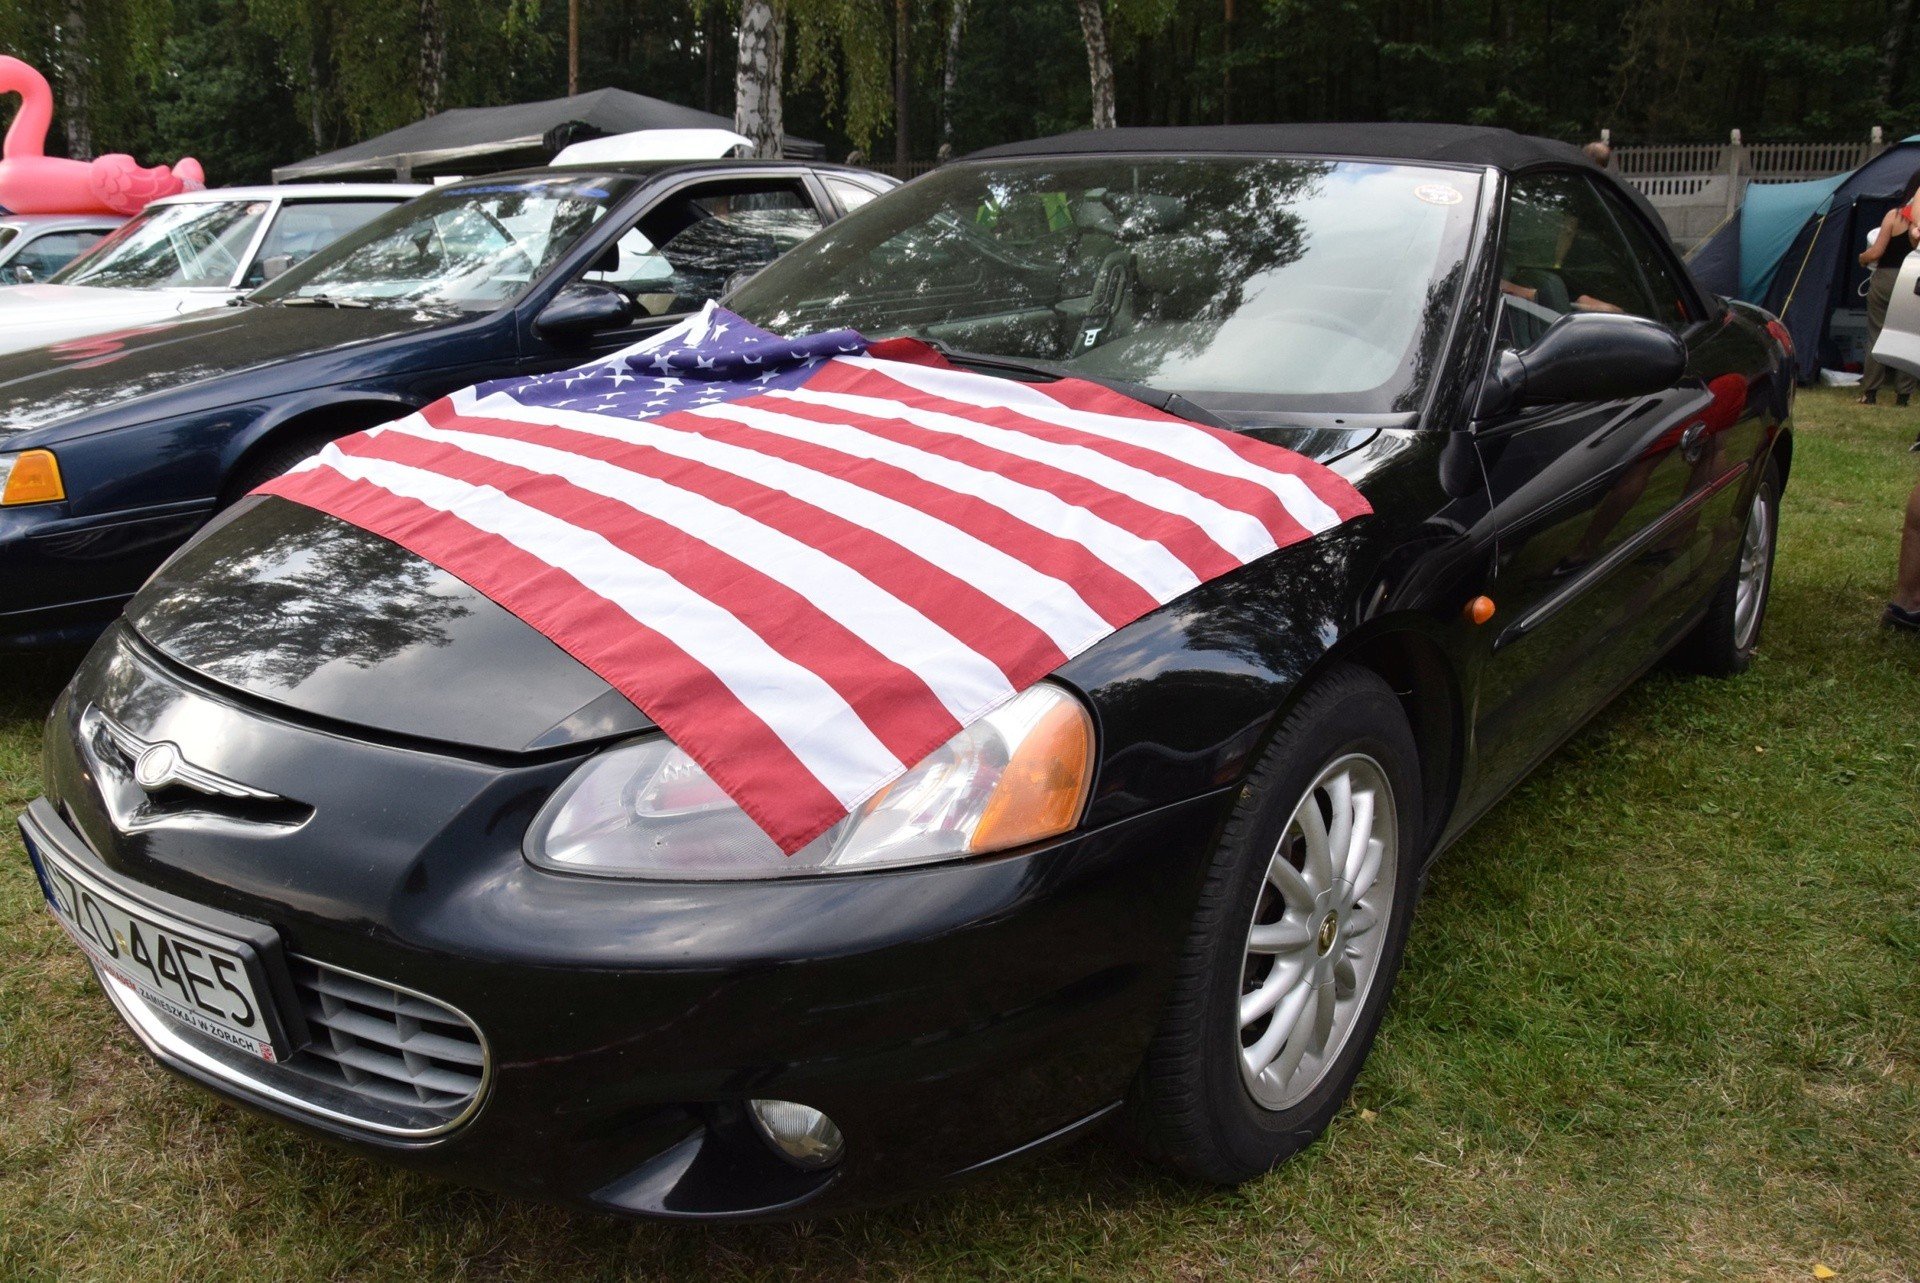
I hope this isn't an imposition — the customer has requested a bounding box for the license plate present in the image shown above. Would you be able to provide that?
[32,842,283,1063]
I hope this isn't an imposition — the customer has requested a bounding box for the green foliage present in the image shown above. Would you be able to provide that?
[1,0,1918,179]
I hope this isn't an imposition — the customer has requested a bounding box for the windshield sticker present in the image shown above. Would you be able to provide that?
[1413,182,1464,206]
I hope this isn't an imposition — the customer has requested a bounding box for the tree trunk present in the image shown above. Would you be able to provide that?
[734,0,787,159]
[60,0,92,159]
[894,0,912,167]
[941,0,968,154]
[569,0,581,96]
[419,0,447,116]
[1880,0,1916,113]
[1075,0,1116,129]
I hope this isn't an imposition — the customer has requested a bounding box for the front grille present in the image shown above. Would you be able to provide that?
[289,960,487,1125]
[98,953,489,1139]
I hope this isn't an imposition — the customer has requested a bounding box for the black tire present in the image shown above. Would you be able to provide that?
[1126,664,1425,1184]
[1675,462,1780,677]
[222,431,341,507]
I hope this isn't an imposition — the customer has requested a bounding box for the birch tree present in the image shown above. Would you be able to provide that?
[734,0,787,158]
[940,0,967,154]
[1074,0,1115,129]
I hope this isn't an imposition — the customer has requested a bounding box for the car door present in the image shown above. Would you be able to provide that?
[1464,168,1718,800]
[522,173,831,370]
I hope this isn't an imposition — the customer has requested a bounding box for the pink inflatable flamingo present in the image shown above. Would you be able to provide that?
[0,55,203,215]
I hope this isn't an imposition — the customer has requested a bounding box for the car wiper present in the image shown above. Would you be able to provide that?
[918,341,1231,429]
[276,294,373,309]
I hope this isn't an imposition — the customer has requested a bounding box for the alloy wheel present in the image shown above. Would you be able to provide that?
[1236,753,1399,1111]
[1732,487,1774,651]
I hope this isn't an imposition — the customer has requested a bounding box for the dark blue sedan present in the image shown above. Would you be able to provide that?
[0,159,892,647]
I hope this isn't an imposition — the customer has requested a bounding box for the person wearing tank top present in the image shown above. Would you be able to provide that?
[1858,171,1920,407]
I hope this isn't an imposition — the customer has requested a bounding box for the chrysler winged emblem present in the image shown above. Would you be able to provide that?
[82,707,280,802]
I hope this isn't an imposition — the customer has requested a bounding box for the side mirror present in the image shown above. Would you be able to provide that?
[258,254,296,282]
[1478,311,1686,417]
[7,264,33,284]
[534,282,635,343]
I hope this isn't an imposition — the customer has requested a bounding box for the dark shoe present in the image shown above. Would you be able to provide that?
[1859,390,1880,405]
[1885,603,1920,632]
[1900,393,1912,407]
[1911,436,1920,453]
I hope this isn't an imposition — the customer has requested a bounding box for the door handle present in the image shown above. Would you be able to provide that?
[1680,422,1707,462]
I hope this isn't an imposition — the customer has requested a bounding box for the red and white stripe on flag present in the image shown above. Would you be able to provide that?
[258,307,1371,853]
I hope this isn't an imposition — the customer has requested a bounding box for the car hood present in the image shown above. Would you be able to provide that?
[0,302,449,438]
[125,423,1386,756]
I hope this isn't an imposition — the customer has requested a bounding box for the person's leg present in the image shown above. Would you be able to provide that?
[1861,268,1895,402]
[1886,472,1920,630]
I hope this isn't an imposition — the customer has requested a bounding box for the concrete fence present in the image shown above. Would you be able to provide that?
[1613,130,1888,251]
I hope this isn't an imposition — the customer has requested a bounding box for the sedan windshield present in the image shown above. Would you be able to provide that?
[251,177,633,312]
[52,199,269,289]
[729,157,1482,415]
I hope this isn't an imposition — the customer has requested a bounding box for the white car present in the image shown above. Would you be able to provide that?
[0,183,425,356]
[0,214,125,285]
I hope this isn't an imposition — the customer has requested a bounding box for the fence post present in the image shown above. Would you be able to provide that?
[1871,125,1886,160]
[1722,128,1746,219]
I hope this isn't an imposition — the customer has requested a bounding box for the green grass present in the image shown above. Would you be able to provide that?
[3,387,1917,1282]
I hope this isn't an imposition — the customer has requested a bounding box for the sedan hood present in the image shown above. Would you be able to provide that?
[126,423,1385,757]
[0,285,227,361]
[0,302,446,438]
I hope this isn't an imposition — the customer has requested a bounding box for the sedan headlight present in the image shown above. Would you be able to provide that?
[0,450,64,505]
[526,682,1095,879]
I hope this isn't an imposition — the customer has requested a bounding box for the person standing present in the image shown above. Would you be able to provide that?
[1857,171,1920,407]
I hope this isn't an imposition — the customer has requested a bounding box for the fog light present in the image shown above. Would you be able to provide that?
[747,1098,845,1169]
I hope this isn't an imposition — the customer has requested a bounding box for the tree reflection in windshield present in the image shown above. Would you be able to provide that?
[252,179,626,312]
[54,200,269,290]
[730,157,1480,416]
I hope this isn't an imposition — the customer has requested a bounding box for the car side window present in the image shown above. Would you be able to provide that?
[3,230,104,283]
[824,175,883,213]
[580,179,825,317]
[243,201,396,288]
[1498,171,1663,349]
[1587,179,1696,329]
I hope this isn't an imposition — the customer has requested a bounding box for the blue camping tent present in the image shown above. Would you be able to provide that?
[1691,137,1920,381]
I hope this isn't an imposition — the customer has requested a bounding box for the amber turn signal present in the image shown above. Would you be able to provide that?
[1464,595,1497,625]
[0,450,64,505]
[968,692,1094,854]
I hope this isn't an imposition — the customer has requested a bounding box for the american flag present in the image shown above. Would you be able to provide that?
[259,305,1372,853]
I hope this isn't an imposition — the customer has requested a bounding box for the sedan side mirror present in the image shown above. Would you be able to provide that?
[1478,311,1686,417]
[534,282,635,343]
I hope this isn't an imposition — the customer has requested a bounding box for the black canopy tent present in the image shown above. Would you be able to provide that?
[271,88,824,183]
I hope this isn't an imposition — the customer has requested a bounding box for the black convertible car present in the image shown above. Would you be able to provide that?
[23,124,1792,1219]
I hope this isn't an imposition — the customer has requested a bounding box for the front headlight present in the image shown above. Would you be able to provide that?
[0,449,64,505]
[525,682,1095,879]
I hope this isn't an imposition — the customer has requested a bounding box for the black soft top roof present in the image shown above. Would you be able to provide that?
[969,123,1591,173]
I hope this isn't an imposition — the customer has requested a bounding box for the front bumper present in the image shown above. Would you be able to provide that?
[0,497,214,647]
[29,627,1233,1218]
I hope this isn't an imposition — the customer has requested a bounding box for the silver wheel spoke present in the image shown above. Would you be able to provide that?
[1266,851,1314,905]
[1298,795,1334,896]
[1247,920,1312,954]
[1242,976,1314,1074]
[1341,787,1375,885]
[1345,835,1384,906]
[1333,954,1357,998]
[1262,984,1321,1089]
[1345,902,1380,939]
[1309,977,1337,1051]
[1239,957,1309,1026]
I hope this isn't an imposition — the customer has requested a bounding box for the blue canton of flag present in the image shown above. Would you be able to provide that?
[472,306,873,423]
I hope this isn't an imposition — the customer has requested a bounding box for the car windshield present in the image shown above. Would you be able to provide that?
[252,177,633,312]
[51,199,270,289]
[729,157,1482,415]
